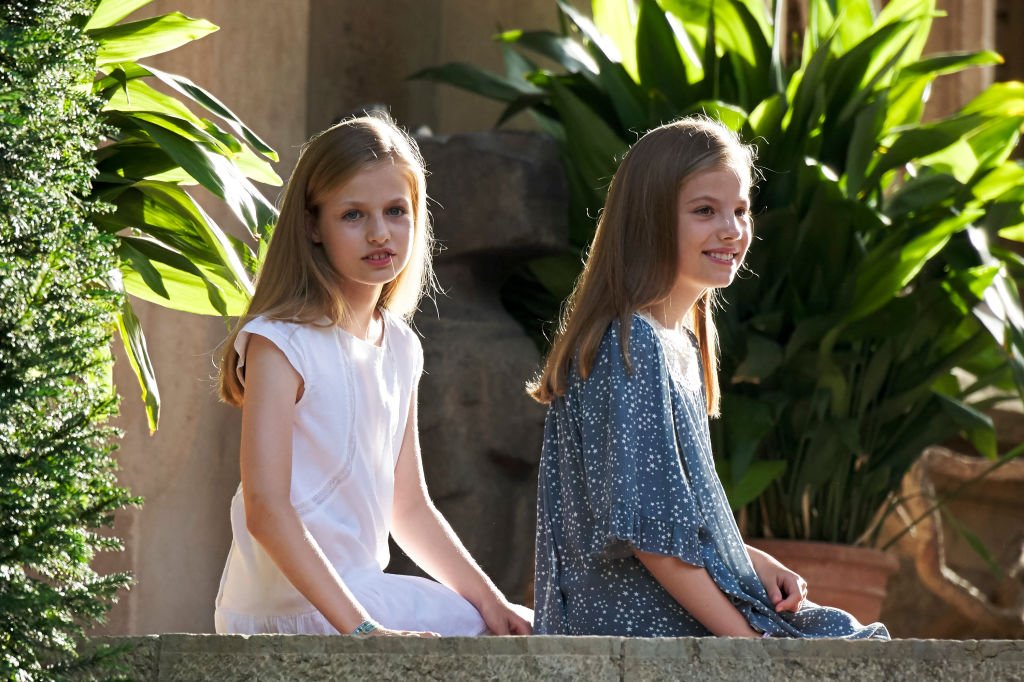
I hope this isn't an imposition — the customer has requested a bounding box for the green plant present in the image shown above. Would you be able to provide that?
[86,0,281,431]
[416,0,1024,545]
[1,1,137,678]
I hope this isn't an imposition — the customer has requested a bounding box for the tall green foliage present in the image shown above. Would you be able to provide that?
[86,0,281,432]
[417,0,1024,545]
[0,1,136,679]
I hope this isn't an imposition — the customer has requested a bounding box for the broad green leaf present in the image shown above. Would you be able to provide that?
[118,237,249,317]
[91,13,218,65]
[747,92,784,138]
[884,173,960,216]
[720,394,776,478]
[411,63,542,103]
[636,0,694,109]
[683,100,748,131]
[496,30,598,75]
[96,140,180,181]
[844,98,885,198]
[733,333,783,383]
[548,81,628,244]
[116,290,161,433]
[102,73,198,121]
[875,0,935,66]
[587,43,649,132]
[718,459,786,511]
[901,50,1003,78]
[972,161,1024,203]
[661,0,772,68]
[85,0,153,31]
[868,113,989,186]
[999,224,1024,242]
[883,73,930,131]
[145,65,280,162]
[831,0,875,55]
[936,394,997,459]
[103,180,254,295]
[847,209,982,323]
[591,0,638,79]
[129,115,277,236]
[960,81,1024,118]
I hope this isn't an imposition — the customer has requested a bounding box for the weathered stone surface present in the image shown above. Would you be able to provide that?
[417,131,568,257]
[623,638,1024,681]
[88,635,1024,681]
[384,132,569,603]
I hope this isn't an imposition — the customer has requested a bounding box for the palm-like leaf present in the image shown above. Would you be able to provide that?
[87,0,280,431]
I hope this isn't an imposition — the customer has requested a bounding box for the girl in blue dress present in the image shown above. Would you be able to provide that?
[529,116,889,639]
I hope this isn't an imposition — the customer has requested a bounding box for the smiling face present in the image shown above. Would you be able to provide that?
[671,166,752,304]
[308,160,415,305]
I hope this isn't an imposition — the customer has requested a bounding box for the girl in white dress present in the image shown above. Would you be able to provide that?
[215,114,532,638]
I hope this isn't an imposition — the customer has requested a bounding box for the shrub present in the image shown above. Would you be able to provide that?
[0,1,136,679]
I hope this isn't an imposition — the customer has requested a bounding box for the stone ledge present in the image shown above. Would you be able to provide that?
[86,635,1024,681]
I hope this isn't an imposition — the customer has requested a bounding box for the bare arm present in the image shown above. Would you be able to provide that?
[634,550,760,637]
[240,335,430,637]
[390,389,532,635]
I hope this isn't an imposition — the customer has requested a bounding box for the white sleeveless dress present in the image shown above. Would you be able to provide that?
[214,312,486,635]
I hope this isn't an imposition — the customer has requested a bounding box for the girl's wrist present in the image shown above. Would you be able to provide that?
[351,619,380,636]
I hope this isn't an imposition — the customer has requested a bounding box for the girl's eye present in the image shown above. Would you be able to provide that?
[342,210,361,221]
[386,206,406,217]
[694,206,714,216]
[735,208,750,219]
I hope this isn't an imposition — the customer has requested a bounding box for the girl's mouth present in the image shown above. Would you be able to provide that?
[704,250,736,264]
[363,249,396,267]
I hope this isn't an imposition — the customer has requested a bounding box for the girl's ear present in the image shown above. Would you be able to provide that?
[305,209,321,244]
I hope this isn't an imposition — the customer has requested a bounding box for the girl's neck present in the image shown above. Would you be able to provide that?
[340,289,384,343]
[644,291,700,331]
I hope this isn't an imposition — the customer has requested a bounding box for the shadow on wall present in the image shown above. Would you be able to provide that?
[386,131,569,603]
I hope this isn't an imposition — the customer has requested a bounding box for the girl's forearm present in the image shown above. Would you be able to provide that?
[390,500,502,609]
[246,498,370,633]
[634,549,760,637]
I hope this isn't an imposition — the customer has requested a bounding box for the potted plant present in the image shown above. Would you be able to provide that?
[416,0,1024,621]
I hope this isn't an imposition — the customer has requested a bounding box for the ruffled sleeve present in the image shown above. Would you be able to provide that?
[573,316,704,566]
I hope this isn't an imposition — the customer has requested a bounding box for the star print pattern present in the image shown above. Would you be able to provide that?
[533,315,890,640]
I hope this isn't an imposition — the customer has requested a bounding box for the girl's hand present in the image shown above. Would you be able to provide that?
[479,598,533,635]
[747,546,807,613]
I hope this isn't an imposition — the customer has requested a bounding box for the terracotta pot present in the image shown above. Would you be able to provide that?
[749,539,899,625]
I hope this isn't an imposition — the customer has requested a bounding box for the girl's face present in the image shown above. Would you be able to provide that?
[671,166,751,304]
[309,161,415,302]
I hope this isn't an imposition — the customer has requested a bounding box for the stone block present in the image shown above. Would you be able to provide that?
[418,131,569,257]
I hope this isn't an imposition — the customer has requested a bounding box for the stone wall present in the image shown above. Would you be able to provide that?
[86,635,1024,681]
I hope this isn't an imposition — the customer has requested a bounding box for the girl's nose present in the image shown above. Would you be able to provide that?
[720,217,743,239]
[367,213,390,243]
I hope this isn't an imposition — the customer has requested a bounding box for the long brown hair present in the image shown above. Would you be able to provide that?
[219,113,435,406]
[529,116,755,416]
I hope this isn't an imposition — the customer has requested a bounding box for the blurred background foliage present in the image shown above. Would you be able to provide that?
[417,0,1024,546]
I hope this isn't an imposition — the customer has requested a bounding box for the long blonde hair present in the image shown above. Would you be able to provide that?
[529,116,755,416]
[219,113,434,406]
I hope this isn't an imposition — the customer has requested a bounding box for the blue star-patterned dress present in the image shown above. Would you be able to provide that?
[533,314,890,639]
